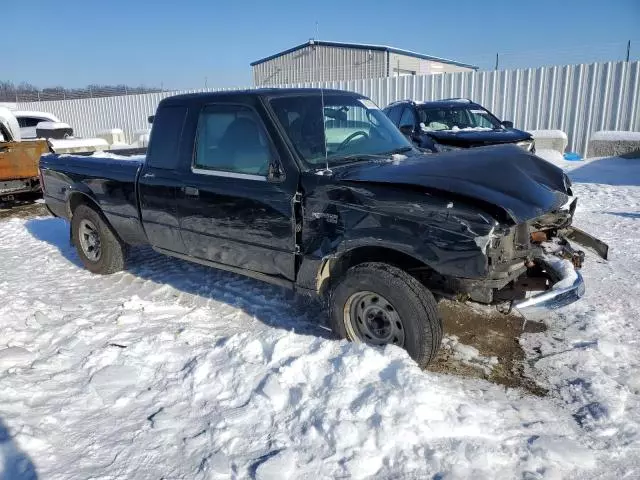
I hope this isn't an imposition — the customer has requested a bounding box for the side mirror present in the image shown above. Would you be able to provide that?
[267,161,285,182]
[399,124,414,136]
[148,115,155,124]
[501,120,514,129]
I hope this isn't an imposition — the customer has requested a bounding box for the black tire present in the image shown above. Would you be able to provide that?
[329,262,442,367]
[71,204,126,274]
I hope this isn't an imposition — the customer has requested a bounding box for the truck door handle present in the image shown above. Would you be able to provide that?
[142,173,155,178]
[183,186,199,197]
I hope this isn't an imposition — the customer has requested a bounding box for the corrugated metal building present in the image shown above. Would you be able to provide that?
[251,40,478,86]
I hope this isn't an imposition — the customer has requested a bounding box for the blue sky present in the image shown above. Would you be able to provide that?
[5,0,639,89]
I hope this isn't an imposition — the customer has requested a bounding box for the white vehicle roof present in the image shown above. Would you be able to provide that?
[0,106,21,142]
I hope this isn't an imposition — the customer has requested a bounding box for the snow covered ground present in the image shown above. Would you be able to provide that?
[1,155,640,479]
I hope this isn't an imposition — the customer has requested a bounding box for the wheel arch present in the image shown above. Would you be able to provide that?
[67,191,125,245]
[66,188,100,218]
[316,245,437,298]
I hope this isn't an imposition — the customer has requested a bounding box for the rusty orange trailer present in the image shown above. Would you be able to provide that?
[0,140,50,200]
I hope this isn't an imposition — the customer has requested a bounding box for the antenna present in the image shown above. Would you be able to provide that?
[314,21,331,175]
[320,82,330,174]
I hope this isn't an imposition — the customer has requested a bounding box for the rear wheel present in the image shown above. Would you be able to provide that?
[329,262,442,367]
[71,204,125,274]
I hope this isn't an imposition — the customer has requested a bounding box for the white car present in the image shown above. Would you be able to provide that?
[13,110,62,139]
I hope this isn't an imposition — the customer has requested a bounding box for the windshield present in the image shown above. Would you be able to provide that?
[269,94,412,167]
[417,105,503,132]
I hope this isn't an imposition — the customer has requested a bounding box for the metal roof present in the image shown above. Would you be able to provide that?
[250,40,478,70]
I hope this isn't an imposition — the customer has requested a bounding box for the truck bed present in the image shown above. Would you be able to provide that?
[40,151,147,244]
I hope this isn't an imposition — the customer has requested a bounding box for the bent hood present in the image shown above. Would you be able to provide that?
[334,144,570,224]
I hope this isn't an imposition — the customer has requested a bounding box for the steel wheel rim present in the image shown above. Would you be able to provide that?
[78,219,101,262]
[343,291,405,346]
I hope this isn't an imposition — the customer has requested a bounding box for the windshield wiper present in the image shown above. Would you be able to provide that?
[380,146,413,155]
[315,147,414,171]
[325,153,390,165]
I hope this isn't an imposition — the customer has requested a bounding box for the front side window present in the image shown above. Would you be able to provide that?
[17,117,43,128]
[194,105,271,176]
[418,106,502,131]
[270,94,411,167]
[399,107,417,129]
[384,104,403,126]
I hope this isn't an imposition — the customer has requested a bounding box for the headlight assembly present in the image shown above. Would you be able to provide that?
[516,139,535,152]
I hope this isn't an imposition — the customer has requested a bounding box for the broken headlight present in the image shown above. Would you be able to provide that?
[516,139,535,152]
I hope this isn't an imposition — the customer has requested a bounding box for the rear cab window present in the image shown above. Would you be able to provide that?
[147,106,188,169]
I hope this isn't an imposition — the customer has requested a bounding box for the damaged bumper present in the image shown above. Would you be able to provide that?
[514,258,585,313]
[513,226,608,314]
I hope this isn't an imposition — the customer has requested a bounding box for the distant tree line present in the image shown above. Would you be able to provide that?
[0,81,163,102]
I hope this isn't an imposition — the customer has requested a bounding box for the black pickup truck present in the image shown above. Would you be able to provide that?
[39,89,607,367]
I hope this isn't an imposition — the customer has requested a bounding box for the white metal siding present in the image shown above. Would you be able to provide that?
[18,61,640,156]
[253,45,387,85]
[389,53,475,76]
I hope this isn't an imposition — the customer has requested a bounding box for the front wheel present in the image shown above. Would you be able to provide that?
[329,262,442,367]
[71,204,126,274]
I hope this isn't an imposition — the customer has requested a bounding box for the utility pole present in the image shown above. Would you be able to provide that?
[495,53,499,71]
[205,76,208,89]
[626,40,631,62]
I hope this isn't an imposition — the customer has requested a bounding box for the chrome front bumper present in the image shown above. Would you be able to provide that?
[514,260,585,313]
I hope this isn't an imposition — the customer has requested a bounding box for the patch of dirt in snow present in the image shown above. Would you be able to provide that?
[0,198,46,219]
[429,300,548,396]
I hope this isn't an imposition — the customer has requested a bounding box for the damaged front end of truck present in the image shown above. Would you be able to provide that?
[458,194,608,315]
[317,144,609,316]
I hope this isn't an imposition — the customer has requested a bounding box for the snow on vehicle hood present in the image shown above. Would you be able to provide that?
[424,127,531,147]
[334,144,570,224]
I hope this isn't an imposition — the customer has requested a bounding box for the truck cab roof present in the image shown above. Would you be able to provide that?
[386,98,478,110]
[160,88,366,107]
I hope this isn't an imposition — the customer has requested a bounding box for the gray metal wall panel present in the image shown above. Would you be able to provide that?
[253,45,386,85]
[18,61,640,156]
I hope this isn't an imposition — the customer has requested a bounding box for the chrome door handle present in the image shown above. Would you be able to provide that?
[142,173,155,178]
